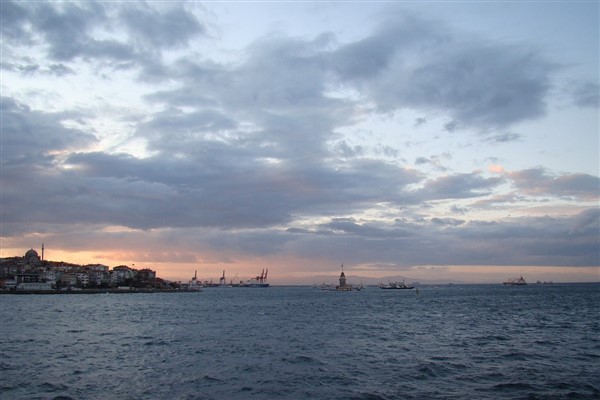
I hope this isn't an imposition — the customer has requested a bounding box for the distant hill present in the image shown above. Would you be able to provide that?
[300,274,467,286]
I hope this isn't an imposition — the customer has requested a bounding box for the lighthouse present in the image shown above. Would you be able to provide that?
[335,263,354,291]
[339,266,347,287]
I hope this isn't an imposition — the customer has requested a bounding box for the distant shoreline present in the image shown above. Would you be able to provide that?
[0,288,192,295]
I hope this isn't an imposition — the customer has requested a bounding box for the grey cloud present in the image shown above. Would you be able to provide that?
[3,4,595,273]
[330,15,553,129]
[414,172,504,201]
[144,35,352,159]
[22,136,407,229]
[332,141,365,158]
[571,81,599,108]
[5,3,561,133]
[431,217,465,226]
[444,120,458,132]
[509,168,600,200]
[415,156,430,165]
[324,217,410,238]
[2,1,204,76]
[485,132,521,143]
[414,117,427,127]
[34,1,108,61]
[47,63,76,76]
[142,13,558,164]
[449,205,469,215]
[119,4,205,49]
[284,208,599,267]
[0,96,97,163]
[1,0,35,42]
[135,108,237,147]
[226,35,334,112]
[569,208,600,234]
[1,61,76,76]
[4,141,420,234]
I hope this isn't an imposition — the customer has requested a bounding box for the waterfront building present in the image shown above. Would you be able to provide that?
[335,264,355,291]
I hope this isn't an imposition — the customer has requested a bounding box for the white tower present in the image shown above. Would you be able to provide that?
[339,264,346,287]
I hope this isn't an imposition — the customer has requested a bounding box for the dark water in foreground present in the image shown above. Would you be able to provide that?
[1,283,599,399]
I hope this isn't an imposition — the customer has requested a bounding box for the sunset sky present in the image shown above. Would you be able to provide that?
[1,1,598,284]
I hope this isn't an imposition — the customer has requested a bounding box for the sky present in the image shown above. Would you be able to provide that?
[1,0,598,284]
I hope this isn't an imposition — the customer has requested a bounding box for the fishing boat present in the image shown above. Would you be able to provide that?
[379,279,414,290]
[503,276,527,285]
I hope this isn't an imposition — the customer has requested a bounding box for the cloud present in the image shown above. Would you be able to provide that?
[1,1,205,76]
[431,217,465,226]
[1,60,75,76]
[1,0,35,42]
[571,81,600,108]
[485,132,521,143]
[414,117,427,127]
[508,167,600,200]
[0,96,97,164]
[281,209,599,267]
[413,172,504,201]
[1,2,596,278]
[119,3,205,50]
[329,13,554,130]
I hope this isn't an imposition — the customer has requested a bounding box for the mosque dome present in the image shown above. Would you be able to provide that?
[25,249,39,259]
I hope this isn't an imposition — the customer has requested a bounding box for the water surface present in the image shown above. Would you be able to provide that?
[1,283,599,399]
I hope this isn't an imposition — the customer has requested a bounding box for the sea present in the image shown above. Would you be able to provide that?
[1,283,599,400]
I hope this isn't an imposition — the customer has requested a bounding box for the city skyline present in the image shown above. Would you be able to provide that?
[1,1,598,283]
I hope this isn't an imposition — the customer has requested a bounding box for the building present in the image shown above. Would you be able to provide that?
[335,264,355,291]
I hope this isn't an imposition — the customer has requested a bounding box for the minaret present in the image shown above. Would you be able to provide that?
[41,243,44,261]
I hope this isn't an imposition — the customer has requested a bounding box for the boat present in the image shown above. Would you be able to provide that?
[379,279,414,290]
[319,283,337,291]
[503,276,527,285]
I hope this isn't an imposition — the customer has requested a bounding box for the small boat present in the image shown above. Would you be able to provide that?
[503,276,527,286]
[318,283,337,291]
[379,280,414,290]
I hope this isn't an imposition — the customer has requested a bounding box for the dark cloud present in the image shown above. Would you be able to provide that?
[34,1,109,61]
[135,107,237,146]
[414,117,427,127]
[119,3,205,49]
[2,3,596,276]
[571,81,600,108]
[1,1,205,75]
[326,13,555,130]
[431,217,465,226]
[414,172,504,201]
[1,106,421,235]
[415,156,430,165]
[1,0,34,42]
[0,96,97,163]
[283,209,599,267]
[1,61,75,76]
[509,168,600,200]
[485,132,521,143]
